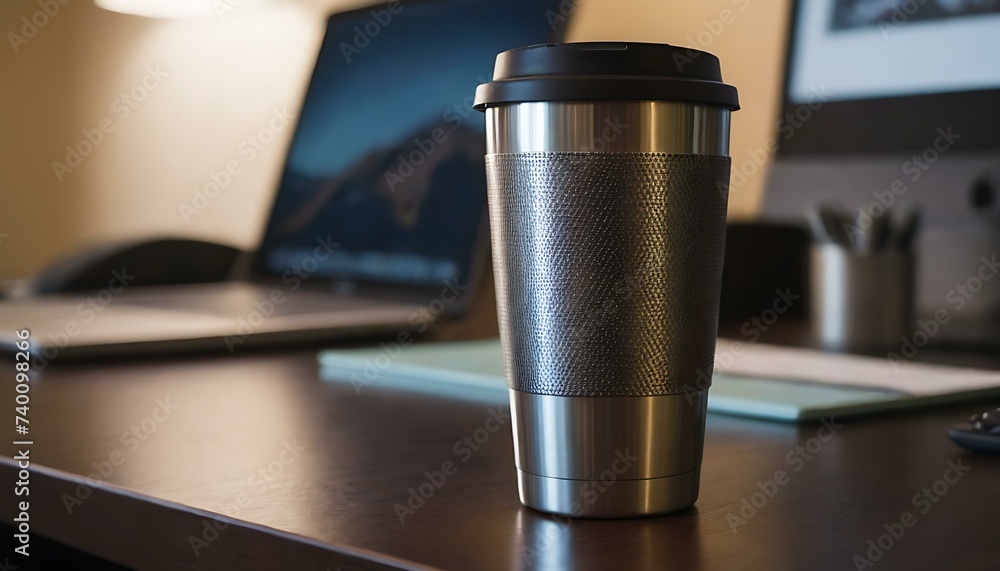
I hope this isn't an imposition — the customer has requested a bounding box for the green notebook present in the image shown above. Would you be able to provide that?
[319,339,1000,422]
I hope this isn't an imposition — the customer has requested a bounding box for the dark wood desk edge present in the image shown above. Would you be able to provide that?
[1,458,432,571]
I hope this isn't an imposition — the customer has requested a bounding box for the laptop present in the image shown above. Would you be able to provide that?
[0,0,566,363]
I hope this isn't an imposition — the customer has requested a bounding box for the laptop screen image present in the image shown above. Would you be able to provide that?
[256,0,563,287]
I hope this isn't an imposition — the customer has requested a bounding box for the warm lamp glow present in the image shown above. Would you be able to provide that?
[94,0,214,19]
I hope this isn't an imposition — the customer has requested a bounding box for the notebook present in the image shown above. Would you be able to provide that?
[318,338,1000,422]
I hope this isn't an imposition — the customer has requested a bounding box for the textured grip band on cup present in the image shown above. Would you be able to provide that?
[487,152,731,397]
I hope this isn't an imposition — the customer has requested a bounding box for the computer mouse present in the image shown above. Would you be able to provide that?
[948,406,1000,455]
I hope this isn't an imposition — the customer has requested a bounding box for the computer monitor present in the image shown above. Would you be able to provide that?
[762,0,1000,349]
[254,0,566,291]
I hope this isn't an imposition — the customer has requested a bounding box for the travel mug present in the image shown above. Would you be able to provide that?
[474,43,739,518]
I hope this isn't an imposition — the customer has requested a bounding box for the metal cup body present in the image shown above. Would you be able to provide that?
[484,101,732,517]
[810,244,915,353]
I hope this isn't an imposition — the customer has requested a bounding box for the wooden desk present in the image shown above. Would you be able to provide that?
[2,347,999,570]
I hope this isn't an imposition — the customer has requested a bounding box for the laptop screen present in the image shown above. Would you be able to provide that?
[256,0,564,287]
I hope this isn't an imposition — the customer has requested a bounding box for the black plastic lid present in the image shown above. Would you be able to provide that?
[473,42,739,111]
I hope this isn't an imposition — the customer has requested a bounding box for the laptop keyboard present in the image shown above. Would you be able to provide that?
[117,283,387,318]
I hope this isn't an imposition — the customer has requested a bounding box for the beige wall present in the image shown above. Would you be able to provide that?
[0,0,789,279]
[570,0,791,216]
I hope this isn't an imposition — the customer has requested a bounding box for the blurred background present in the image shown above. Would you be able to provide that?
[0,0,787,279]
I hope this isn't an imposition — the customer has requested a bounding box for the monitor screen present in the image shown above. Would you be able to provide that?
[778,0,1000,153]
[257,0,563,286]
[788,0,1000,104]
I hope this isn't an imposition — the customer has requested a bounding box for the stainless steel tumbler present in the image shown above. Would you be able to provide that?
[474,42,739,518]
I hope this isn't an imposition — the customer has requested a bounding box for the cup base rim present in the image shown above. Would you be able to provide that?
[516,468,700,519]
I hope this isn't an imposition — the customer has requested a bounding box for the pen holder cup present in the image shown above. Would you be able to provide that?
[810,244,915,354]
